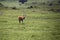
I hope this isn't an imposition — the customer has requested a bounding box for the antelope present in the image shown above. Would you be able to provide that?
[18,15,25,23]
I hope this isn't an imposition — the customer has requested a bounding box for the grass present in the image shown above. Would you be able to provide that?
[0,1,60,40]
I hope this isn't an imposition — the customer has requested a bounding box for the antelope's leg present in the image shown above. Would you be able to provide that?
[18,19,21,23]
[22,20,23,23]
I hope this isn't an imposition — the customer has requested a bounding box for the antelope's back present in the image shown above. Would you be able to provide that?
[18,16,25,20]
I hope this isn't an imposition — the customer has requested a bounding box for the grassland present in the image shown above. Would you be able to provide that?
[0,1,60,40]
[0,8,60,40]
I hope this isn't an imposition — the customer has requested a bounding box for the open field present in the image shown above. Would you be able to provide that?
[0,8,60,40]
[0,1,60,40]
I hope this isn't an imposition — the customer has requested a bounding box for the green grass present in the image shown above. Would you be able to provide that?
[0,8,60,40]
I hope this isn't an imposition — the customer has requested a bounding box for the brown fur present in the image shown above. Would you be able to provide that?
[18,16,25,23]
